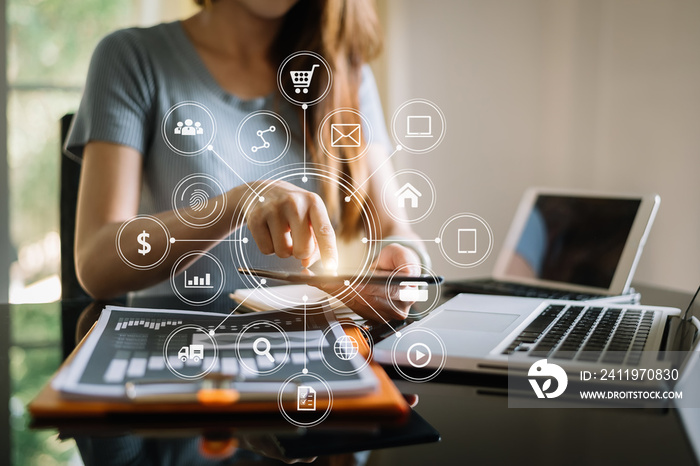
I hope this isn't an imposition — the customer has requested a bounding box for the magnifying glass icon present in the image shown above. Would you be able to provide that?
[253,337,275,363]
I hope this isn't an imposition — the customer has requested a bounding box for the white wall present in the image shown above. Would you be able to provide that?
[378,0,700,292]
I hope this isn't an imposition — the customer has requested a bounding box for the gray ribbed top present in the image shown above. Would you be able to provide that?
[66,21,391,308]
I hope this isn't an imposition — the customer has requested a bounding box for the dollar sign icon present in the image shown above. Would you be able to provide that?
[137,230,151,256]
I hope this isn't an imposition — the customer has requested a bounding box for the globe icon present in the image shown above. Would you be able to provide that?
[333,335,359,360]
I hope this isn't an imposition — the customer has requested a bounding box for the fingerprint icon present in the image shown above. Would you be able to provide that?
[173,175,224,228]
[189,189,209,211]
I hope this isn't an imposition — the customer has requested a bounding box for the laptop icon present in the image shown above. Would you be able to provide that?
[406,115,432,138]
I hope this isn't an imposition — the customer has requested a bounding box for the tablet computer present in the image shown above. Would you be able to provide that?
[238,266,444,287]
[492,187,660,296]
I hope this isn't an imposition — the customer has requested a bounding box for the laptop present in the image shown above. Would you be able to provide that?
[446,188,660,303]
[374,286,700,376]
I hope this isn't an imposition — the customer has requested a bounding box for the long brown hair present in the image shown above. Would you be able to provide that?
[196,0,383,239]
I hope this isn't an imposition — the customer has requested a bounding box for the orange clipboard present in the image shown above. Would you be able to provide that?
[29,320,410,423]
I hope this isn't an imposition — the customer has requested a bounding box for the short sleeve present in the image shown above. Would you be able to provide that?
[358,65,392,154]
[65,29,156,159]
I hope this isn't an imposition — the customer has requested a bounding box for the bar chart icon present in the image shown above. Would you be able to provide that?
[184,270,213,289]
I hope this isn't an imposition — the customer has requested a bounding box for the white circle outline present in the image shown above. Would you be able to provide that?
[390,328,447,383]
[385,264,441,318]
[169,251,226,306]
[234,320,290,376]
[390,99,446,154]
[163,324,219,380]
[277,372,333,428]
[317,108,373,163]
[381,168,436,224]
[116,215,171,270]
[319,322,373,375]
[236,110,292,165]
[406,342,431,368]
[161,101,217,156]
[229,163,382,313]
[438,212,494,268]
[171,173,227,228]
[277,51,333,107]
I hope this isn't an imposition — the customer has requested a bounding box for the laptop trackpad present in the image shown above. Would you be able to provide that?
[430,310,519,333]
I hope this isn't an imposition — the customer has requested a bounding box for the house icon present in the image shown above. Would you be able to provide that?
[395,182,422,208]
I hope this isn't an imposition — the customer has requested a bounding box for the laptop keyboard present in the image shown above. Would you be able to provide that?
[447,279,607,301]
[502,304,655,364]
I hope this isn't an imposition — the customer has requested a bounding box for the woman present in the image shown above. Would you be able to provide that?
[67,0,428,321]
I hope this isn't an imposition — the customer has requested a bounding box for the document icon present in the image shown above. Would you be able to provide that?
[297,386,317,411]
[331,123,361,147]
[458,228,477,253]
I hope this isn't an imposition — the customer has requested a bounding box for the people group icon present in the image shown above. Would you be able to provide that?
[175,119,204,136]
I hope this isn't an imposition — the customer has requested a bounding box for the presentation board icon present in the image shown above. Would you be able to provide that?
[458,228,477,254]
[297,386,317,411]
[406,115,432,137]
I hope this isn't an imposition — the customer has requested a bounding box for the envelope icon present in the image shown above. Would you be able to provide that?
[331,123,361,147]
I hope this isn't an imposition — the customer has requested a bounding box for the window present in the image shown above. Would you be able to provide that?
[7,0,136,303]
[6,1,197,463]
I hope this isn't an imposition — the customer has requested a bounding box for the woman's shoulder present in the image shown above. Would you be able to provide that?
[93,22,181,62]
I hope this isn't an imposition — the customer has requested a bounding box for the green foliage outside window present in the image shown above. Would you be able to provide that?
[8,1,134,463]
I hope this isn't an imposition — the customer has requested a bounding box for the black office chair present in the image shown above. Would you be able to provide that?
[59,113,88,300]
[59,113,92,359]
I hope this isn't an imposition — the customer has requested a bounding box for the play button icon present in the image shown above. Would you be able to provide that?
[390,328,446,382]
[407,343,432,368]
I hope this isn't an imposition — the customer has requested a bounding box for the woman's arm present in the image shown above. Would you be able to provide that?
[75,141,339,299]
[75,142,243,298]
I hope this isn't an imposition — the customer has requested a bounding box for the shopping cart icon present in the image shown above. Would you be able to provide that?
[290,64,319,94]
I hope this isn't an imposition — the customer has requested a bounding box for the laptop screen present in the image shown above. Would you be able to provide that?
[504,195,642,289]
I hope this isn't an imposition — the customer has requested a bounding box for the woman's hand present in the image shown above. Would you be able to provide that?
[319,243,422,322]
[245,180,339,271]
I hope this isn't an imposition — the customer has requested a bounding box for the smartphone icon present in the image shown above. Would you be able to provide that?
[457,228,477,253]
[297,386,316,411]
